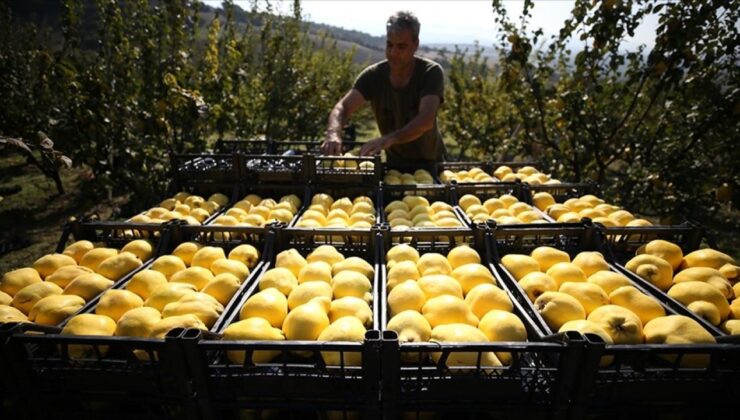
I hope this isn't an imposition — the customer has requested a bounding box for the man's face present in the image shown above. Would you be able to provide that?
[385,28,418,70]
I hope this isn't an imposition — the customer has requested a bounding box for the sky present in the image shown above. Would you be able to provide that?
[203,1,658,50]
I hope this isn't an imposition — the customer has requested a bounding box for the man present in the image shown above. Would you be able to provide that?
[320,11,446,168]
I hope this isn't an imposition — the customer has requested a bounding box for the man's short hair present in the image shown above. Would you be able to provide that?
[386,11,420,40]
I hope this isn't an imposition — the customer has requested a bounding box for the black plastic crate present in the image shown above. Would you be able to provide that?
[450,182,552,227]
[287,184,382,238]
[181,227,383,418]
[241,153,307,184]
[312,154,381,186]
[136,180,240,226]
[378,184,470,235]
[486,223,740,418]
[206,184,308,230]
[378,227,582,419]
[1,225,275,420]
[600,222,708,265]
[171,152,241,184]
[4,324,202,419]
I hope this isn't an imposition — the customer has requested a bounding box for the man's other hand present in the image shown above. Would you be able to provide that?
[321,136,343,156]
[359,137,388,156]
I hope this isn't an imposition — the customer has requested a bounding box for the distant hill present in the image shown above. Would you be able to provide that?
[8,1,496,68]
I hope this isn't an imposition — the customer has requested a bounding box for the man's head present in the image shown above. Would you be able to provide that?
[385,11,420,70]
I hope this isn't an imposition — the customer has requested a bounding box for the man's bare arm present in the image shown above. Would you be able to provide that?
[321,89,366,156]
[359,95,440,156]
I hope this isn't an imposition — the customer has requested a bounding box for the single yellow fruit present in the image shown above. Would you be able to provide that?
[79,248,118,272]
[11,282,63,314]
[115,306,162,337]
[608,285,665,325]
[643,315,715,367]
[387,260,420,290]
[721,319,740,335]
[535,291,586,331]
[223,317,285,364]
[150,255,187,280]
[307,245,345,266]
[587,271,632,295]
[121,240,154,261]
[170,266,215,291]
[126,269,168,300]
[332,270,372,302]
[240,288,288,328]
[530,247,571,272]
[682,248,735,270]
[171,242,202,266]
[501,254,540,281]
[532,192,556,212]
[559,282,609,315]
[202,273,242,305]
[687,300,721,326]
[163,296,222,329]
[417,274,463,300]
[1,267,42,296]
[211,259,250,282]
[388,279,426,316]
[642,240,683,270]
[667,281,729,323]
[465,284,512,319]
[329,296,373,326]
[587,305,643,344]
[451,263,496,295]
[228,244,260,269]
[572,252,609,278]
[430,324,501,368]
[63,273,114,301]
[478,309,527,364]
[287,281,333,310]
[95,289,144,322]
[318,317,367,366]
[144,282,197,312]
[191,247,226,269]
[518,272,558,302]
[298,261,333,284]
[332,257,374,280]
[546,262,587,287]
[61,313,116,359]
[283,297,331,340]
[29,294,85,325]
[422,295,479,328]
[0,291,11,306]
[62,240,95,263]
[624,254,673,291]
[387,310,432,343]
[33,253,78,279]
[96,252,143,281]
[45,266,94,289]
[259,267,298,296]
[276,248,307,278]
[386,244,420,268]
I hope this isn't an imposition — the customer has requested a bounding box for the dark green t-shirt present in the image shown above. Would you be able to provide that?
[353,56,446,167]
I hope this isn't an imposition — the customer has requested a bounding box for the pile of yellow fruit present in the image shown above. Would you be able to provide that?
[624,239,739,335]
[222,245,374,366]
[532,192,652,226]
[210,193,303,228]
[128,192,230,225]
[294,193,376,228]
[501,246,717,366]
[459,193,546,225]
[46,242,260,359]
[0,239,151,326]
[384,243,527,368]
[383,169,434,185]
[493,165,561,185]
[440,167,495,184]
[332,152,375,171]
[385,195,463,229]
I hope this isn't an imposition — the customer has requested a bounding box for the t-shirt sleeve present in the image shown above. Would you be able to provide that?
[420,63,444,104]
[352,65,375,101]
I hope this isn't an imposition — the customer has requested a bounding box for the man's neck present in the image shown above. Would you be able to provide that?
[389,57,416,89]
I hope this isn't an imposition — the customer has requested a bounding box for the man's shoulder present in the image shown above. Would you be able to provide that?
[415,56,444,73]
[361,60,389,74]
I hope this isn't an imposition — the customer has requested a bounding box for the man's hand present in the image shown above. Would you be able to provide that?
[321,135,343,156]
[359,136,389,156]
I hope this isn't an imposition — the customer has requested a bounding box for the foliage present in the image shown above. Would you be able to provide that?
[0,132,72,195]
[440,0,738,236]
[0,0,357,207]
